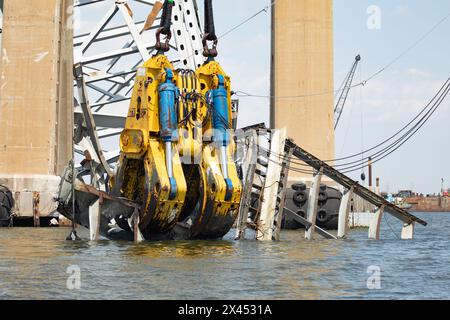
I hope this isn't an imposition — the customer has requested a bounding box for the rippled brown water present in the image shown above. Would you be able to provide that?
[0,213,448,300]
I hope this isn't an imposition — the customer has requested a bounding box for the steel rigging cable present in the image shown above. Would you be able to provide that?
[330,78,450,169]
[253,77,450,174]
[236,11,450,100]
[336,81,450,173]
[174,0,276,66]
[173,2,450,173]
[259,75,450,166]
[323,77,450,169]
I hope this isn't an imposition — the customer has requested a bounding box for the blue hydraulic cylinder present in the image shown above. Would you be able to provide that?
[158,68,179,143]
[207,74,233,201]
[208,75,230,147]
[158,68,179,200]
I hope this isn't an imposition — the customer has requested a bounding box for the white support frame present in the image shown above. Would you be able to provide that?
[305,167,323,240]
[368,205,384,240]
[116,2,151,61]
[130,207,144,243]
[337,186,354,239]
[234,130,258,240]
[256,128,287,241]
[89,199,101,240]
[401,222,415,240]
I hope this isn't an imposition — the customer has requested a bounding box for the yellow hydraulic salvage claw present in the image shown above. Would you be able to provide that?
[173,0,242,239]
[191,61,242,238]
[114,55,187,238]
[111,1,187,239]
[111,0,241,240]
[195,0,242,238]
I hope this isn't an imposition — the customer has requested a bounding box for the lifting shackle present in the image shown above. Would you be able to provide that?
[156,0,174,52]
[203,0,218,58]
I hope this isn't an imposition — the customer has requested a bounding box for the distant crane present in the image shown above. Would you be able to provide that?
[334,55,361,130]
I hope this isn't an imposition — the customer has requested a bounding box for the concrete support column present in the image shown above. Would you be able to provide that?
[0,0,74,219]
[271,0,334,179]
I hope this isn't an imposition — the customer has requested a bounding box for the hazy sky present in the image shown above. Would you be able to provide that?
[206,0,450,194]
[1,1,447,194]
[70,0,450,195]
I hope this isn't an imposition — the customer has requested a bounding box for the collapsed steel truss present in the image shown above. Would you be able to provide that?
[235,124,426,241]
[73,0,204,177]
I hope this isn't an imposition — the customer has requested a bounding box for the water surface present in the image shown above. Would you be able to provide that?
[0,213,448,300]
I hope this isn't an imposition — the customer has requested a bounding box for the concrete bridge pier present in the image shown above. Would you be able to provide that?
[0,0,73,224]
